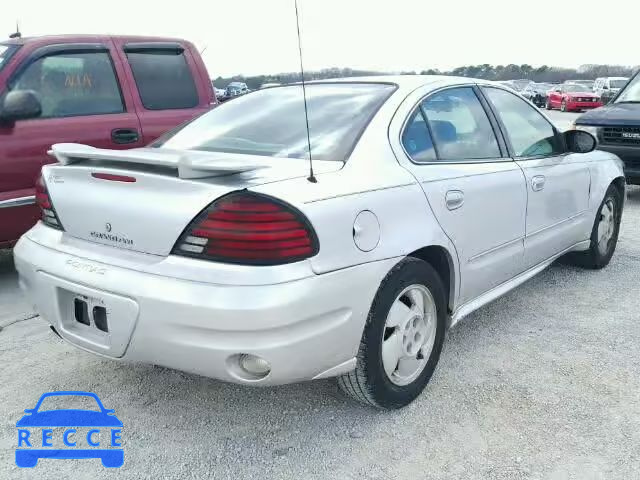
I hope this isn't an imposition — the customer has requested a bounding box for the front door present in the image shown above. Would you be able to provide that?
[0,41,142,245]
[397,86,527,305]
[481,87,591,268]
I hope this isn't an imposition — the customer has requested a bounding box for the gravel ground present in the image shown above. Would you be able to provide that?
[1,168,639,478]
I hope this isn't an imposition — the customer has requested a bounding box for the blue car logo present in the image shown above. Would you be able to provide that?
[16,391,123,468]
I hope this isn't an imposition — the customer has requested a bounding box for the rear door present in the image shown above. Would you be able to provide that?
[481,86,591,268]
[111,40,211,145]
[396,85,527,305]
[0,40,142,245]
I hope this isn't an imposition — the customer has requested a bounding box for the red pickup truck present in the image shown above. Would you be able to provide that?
[0,35,215,248]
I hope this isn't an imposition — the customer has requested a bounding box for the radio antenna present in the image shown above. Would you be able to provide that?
[9,20,21,39]
[294,0,317,183]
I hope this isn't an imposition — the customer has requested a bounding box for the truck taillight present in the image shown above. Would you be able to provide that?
[35,175,64,230]
[172,192,319,265]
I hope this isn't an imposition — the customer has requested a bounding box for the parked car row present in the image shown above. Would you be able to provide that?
[212,81,250,101]
[502,76,633,113]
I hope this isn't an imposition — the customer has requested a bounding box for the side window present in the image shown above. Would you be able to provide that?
[421,87,501,161]
[483,87,563,158]
[125,49,198,110]
[9,52,124,118]
[401,109,436,163]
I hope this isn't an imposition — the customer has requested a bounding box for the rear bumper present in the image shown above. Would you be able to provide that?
[14,230,398,386]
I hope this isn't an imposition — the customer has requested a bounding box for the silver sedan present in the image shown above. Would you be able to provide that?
[14,76,624,409]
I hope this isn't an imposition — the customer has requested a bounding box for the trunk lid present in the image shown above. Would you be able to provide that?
[45,144,342,256]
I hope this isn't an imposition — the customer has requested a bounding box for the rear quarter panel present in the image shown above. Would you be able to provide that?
[253,91,460,307]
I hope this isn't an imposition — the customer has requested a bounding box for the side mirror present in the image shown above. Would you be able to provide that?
[554,88,562,93]
[565,130,596,154]
[0,90,42,123]
[23,409,35,414]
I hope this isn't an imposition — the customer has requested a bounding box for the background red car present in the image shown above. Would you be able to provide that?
[546,84,603,112]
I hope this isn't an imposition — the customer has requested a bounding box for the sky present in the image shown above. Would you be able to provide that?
[3,0,640,77]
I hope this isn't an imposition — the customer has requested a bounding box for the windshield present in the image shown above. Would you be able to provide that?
[36,395,101,412]
[564,84,589,92]
[156,83,396,161]
[611,79,628,88]
[0,44,19,72]
[615,74,640,103]
[533,83,552,91]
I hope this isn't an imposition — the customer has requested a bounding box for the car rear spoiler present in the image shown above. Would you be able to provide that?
[48,143,283,179]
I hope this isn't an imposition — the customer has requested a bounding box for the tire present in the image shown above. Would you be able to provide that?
[566,185,622,269]
[545,98,552,110]
[561,99,567,112]
[337,257,446,409]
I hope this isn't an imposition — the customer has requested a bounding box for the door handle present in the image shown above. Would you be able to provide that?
[445,190,464,211]
[111,128,139,145]
[531,175,546,192]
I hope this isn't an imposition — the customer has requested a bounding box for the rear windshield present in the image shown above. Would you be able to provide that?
[156,83,396,161]
[0,44,19,72]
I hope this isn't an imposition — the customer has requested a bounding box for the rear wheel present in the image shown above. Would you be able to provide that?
[566,185,622,269]
[337,257,446,409]
[545,97,552,110]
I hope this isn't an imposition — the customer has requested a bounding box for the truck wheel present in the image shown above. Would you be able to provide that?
[337,257,446,409]
[566,185,622,269]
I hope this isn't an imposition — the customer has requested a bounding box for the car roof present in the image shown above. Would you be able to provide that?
[2,34,190,47]
[309,75,500,93]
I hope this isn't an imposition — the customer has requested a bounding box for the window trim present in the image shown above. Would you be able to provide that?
[399,84,510,165]
[5,44,126,120]
[0,44,21,73]
[479,85,567,161]
[123,42,185,54]
[125,48,199,111]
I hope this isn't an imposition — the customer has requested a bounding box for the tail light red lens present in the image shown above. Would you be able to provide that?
[35,175,64,230]
[172,191,319,265]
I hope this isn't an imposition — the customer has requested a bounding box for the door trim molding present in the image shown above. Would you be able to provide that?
[526,210,588,239]
[467,236,524,263]
[450,239,591,328]
[0,195,36,209]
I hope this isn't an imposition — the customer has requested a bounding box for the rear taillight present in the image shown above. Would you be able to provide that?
[35,175,64,230]
[172,191,319,265]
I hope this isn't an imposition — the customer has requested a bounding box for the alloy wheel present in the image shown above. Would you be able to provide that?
[597,198,616,256]
[381,285,437,386]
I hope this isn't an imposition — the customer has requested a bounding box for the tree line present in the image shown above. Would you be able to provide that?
[213,64,638,90]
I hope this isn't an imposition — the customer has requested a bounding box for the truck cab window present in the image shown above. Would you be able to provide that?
[9,52,124,118]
